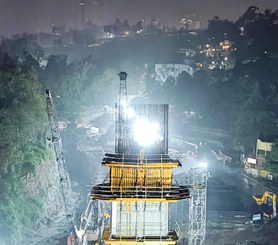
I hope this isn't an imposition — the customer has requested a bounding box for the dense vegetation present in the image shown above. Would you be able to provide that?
[265,141,278,173]
[0,34,131,243]
[1,5,278,243]
[0,59,48,242]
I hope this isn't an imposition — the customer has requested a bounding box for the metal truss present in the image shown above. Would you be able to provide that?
[188,167,207,245]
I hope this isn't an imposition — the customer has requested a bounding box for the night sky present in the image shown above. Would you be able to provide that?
[0,0,277,37]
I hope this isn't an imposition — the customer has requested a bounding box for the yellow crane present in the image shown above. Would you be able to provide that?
[253,191,277,219]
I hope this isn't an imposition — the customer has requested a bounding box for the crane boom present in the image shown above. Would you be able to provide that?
[46,90,102,245]
[45,90,74,220]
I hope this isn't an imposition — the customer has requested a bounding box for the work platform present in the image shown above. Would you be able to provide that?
[91,153,190,201]
[91,72,191,245]
[91,152,191,244]
[102,226,178,245]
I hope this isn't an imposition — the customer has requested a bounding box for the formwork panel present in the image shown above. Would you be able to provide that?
[111,202,169,238]
[110,166,172,191]
[115,104,169,154]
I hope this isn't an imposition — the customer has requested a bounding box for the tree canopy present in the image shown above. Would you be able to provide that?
[265,141,278,174]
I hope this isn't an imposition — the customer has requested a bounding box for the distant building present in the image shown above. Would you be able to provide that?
[245,157,257,169]
[51,25,65,35]
[154,64,194,83]
[79,1,86,29]
[177,48,196,58]
[256,139,273,167]
[180,18,200,30]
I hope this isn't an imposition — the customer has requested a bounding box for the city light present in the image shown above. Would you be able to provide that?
[133,118,161,146]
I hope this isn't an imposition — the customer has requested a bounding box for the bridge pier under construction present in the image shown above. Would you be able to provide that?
[90,72,191,244]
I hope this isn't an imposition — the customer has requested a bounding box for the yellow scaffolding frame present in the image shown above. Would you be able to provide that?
[98,153,182,245]
[109,163,176,191]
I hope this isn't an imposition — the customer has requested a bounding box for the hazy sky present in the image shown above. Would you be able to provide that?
[0,0,277,37]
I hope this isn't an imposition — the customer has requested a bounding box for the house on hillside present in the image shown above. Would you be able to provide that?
[256,139,273,168]
[154,63,194,83]
[245,137,275,179]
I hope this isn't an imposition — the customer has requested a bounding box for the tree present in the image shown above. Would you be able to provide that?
[265,140,278,174]
[237,6,260,25]
[112,18,123,36]
[234,80,269,152]
[0,62,48,243]
[0,34,43,61]
[207,17,239,43]
[133,20,143,33]
[89,67,119,105]
[42,54,68,95]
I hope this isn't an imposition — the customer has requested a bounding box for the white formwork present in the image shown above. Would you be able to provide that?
[111,202,169,238]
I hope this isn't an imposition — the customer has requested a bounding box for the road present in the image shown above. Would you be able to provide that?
[169,137,278,244]
[208,159,266,213]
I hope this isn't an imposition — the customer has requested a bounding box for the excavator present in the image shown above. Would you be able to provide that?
[253,191,277,221]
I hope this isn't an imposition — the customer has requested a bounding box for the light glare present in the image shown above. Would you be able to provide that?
[198,161,208,169]
[133,118,161,146]
[126,107,135,118]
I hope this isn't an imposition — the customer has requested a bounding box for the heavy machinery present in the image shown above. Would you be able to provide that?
[253,191,277,220]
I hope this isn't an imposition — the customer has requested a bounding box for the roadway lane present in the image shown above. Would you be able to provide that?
[171,137,269,213]
[170,137,274,243]
[207,159,267,213]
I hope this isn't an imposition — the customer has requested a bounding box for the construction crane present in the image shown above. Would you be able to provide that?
[115,71,128,154]
[45,90,103,245]
[253,191,277,219]
[45,90,74,220]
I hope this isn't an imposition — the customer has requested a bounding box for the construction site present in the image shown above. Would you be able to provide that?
[45,72,277,245]
[45,72,209,245]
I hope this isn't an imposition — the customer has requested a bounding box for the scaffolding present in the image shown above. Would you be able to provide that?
[91,72,191,245]
[91,152,190,245]
[188,167,207,245]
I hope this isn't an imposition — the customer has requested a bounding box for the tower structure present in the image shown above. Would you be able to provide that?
[79,1,86,28]
[188,165,207,245]
[115,71,128,154]
[91,72,190,244]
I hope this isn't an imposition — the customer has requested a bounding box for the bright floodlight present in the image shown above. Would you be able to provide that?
[126,107,135,118]
[198,161,208,169]
[133,118,161,146]
[120,99,127,108]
